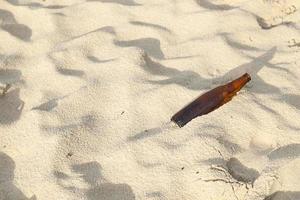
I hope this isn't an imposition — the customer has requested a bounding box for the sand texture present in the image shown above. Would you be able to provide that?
[0,0,300,199]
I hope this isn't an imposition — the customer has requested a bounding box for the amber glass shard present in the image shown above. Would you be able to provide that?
[171,73,251,127]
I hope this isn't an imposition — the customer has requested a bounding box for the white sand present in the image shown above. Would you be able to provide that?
[0,0,300,199]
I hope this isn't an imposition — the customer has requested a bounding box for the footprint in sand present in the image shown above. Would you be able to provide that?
[250,134,277,154]
[257,4,297,29]
[226,157,260,185]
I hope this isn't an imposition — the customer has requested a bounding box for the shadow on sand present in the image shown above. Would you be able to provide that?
[0,9,32,41]
[0,88,24,124]
[0,152,36,199]
[54,161,136,200]
[87,0,141,6]
[141,47,279,94]
[264,191,300,200]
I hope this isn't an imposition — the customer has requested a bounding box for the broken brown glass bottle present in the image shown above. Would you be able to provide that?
[171,73,251,127]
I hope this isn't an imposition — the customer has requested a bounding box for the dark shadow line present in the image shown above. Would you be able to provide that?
[57,68,85,77]
[87,0,141,6]
[194,0,237,11]
[87,56,116,63]
[61,26,116,44]
[114,37,165,59]
[127,127,163,141]
[130,21,172,33]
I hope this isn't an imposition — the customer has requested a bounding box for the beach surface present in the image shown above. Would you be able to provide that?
[0,0,300,199]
